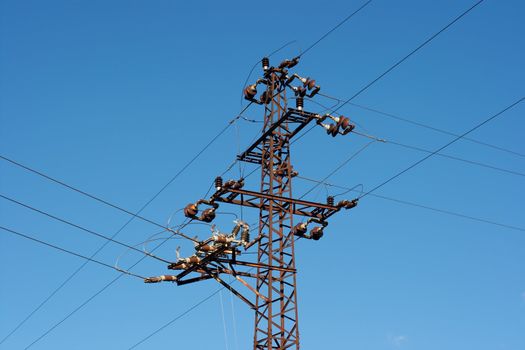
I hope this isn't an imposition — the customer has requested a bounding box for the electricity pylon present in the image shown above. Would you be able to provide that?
[146,56,358,349]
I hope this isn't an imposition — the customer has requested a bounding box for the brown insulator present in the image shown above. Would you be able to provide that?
[292,222,307,237]
[232,224,241,237]
[144,275,177,283]
[305,78,316,90]
[215,176,223,189]
[184,203,198,218]
[310,226,324,240]
[288,56,300,68]
[339,116,350,129]
[197,244,216,253]
[262,57,270,71]
[200,208,216,222]
[295,86,306,97]
[214,234,229,243]
[342,123,355,135]
[326,124,338,137]
[327,196,335,206]
[296,97,304,111]
[260,90,271,104]
[241,227,250,244]
[168,261,186,270]
[337,199,358,209]
[187,256,200,264]
[243,84,257,100]
[309,86,320,97]
[232,178,244,189]
[223,179,235,189]
[278,59,292,69]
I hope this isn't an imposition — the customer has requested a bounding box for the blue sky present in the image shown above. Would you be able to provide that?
[1,0,524,349]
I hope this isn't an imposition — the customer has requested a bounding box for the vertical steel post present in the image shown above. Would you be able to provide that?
[254,72,300,349]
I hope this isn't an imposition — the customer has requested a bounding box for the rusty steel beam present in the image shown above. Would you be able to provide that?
[212,187,340,220]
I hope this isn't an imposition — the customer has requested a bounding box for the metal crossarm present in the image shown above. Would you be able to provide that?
[237,108,319,164]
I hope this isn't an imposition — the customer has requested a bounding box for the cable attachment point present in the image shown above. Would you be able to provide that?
[336,198,359,209]
[278,56,300,70]
[317,114,355,137]
[291,218,328,241]
[184,199,219,222]
[144,275,177,283]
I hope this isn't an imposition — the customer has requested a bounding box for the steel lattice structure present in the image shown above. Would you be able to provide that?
[146,56,359,349]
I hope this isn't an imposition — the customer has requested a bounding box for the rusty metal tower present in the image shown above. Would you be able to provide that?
[145,56,358,349]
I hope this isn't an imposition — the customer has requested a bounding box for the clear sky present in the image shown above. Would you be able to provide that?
[1,0,524,349]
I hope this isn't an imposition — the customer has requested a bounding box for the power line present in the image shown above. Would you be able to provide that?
[0,154,202,242]
[331,0,485,114]
[22,219,193,350]
[0,109,249,345]
[385,139,525,178]
[128,288,222,349]
[0,193,172,264]
[361,97,524,198]
[307,97,525,178]
[296,175,525,233]
[291,0,486,146]
[318,92,525,158]
[0,225,146,279]
[299,0,373,57]
[299,140,376,199]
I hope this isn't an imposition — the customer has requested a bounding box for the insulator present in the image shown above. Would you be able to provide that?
[310,226,324,240]
[168,261,186,270]
[198,244,215,253]
[288,56,300,68]
[214,234,229,244]
[186,256,200,264]
[260,91,271,104]
[262,57,270,71]
[295,86,306,97]
[223,179,235,189]
[337,199,358,209]
[296,97,304,110]
[309,86,320,97]
[342,123,355,135]
[305,78,316,90]
[232,178,244,189]
[232,224,241,238]
[325,124,338,137]
[144,275,177,283]
[278,59,291,69]
[184,203,198,218]
[241,228,250,243]
[339,116,350,128]
[244,84,257,100]
[292,222,308,236]
[215,176,223,190]
[200,208,216,222]
[327,196,335,206]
